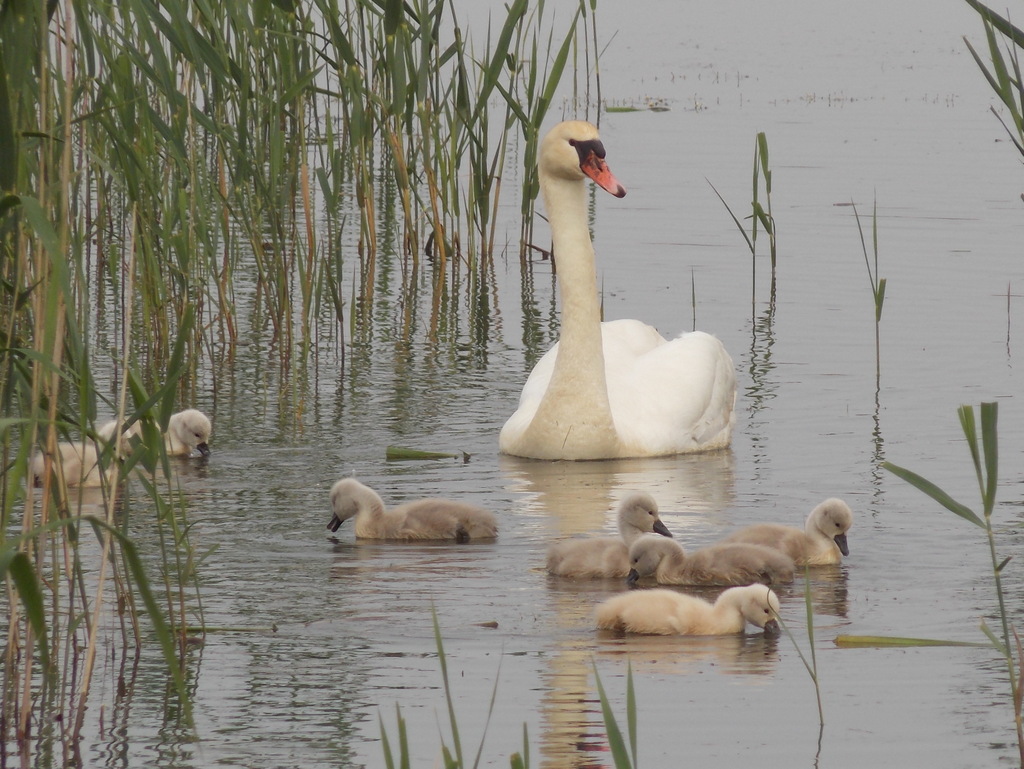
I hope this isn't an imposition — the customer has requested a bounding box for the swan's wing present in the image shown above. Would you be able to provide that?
[606,329,736,454]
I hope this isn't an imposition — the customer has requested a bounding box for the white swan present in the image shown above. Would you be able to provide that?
[500,120,736,460]
[595,585,781,636]
[720,498,853,566]
[625,534,795,587]
[546,492,673,579]
[98,408,212,458]
[327,478,498,542]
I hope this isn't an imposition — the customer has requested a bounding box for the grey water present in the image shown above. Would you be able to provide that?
[73,1,1024,767]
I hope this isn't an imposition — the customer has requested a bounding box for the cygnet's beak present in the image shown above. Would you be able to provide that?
[834,532,849,556]
[762,619,781,638]
[653,519,672,538]
[327,514,343,533]
[625,569,640,588]
[196,442,211,458]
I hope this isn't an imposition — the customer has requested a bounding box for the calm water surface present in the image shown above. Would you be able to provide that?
[73,1,1024,767]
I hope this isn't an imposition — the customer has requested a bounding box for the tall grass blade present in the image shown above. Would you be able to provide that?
[0,548,50,673]
[881,461,985,528]
[592,663,635,769]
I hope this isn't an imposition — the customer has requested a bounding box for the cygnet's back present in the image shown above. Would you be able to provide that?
[721,498,852,565]
[328,478,497,542]
[595,584,781,636]
[29,441,103,487]
[546,492,672,579]
[627,535,795,587]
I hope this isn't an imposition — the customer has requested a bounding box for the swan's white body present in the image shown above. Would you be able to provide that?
[500,121,736,460]
[721,498,853,566]
[545,492,672,579]
[595,585,781,636]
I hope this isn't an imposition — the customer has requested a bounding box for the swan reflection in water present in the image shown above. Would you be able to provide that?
[501,446,744,768]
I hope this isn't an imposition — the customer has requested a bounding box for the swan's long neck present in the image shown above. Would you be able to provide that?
[521,174,620,458]
[546,177,605,372]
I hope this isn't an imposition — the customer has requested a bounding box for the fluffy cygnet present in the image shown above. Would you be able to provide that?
[327,478,498,542]
[546,492,673,579]
[595,585,781,636]
[98,409,212,458]
[625,535,795,587]
[720,498,852,566]
[29,440,104,487]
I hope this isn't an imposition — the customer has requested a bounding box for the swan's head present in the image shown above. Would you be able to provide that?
[626,534,683,587]
[618,492,673,538]
[540,121,626,197]
[810,498,853,556]
[731,584,782,637]
[328,477,379,532]
[169,409,212,456]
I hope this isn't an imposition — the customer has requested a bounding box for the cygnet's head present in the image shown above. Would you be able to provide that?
[733,584,782,637]
[328,478,378,532]
[618,492,672,538]
[625,535,682,587]
[811,498,853,556]
[169,409,212,456]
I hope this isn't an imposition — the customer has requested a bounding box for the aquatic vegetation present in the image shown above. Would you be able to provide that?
[884,402,1024,765]
[709,131,777,303]
[593,663,640,769]
[774,570,825,729]
[963,0,1024,158]
[380,610,639,769]
[851,198,886,386]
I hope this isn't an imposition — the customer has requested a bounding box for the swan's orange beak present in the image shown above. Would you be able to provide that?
[580,151,626,198]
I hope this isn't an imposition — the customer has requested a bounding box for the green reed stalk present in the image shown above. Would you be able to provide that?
[593,662,639,769]
[708,131,776,306]
[507,3,581,258]
[884,402,1024,765]
[379,608,506,768]
[852,198,886,389]
[775,570,825,727]
[964,0,1024,158]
